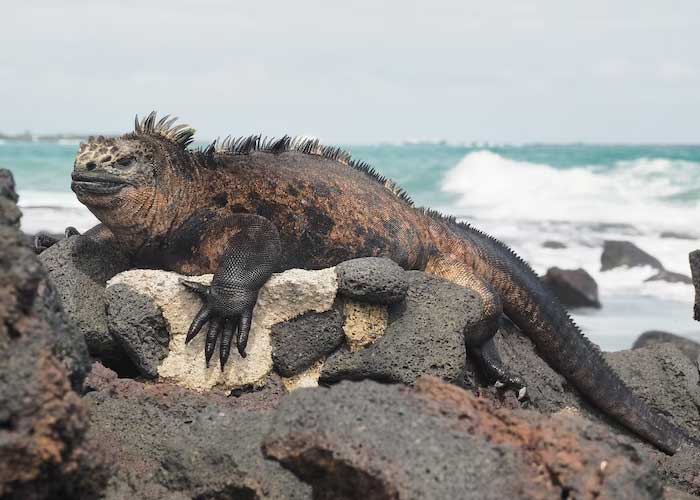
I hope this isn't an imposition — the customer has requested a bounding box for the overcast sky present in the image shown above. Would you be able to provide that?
[2,1,699,143]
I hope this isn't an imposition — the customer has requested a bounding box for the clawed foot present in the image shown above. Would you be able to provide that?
[181,279,256,369]
[33,226,80,254]
[475,342,528,401]
[493,379,528,401]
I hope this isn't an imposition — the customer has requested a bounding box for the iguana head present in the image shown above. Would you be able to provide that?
[71,113,195,236]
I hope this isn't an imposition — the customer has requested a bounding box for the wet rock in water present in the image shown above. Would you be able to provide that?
[633,331,700,364]
[271,309,344,377]
[661,231,697,240]
[601,240,663,271]
[263,377,663,500]
[542,239,567,249]
[645,269,693,285]
[106,283,169,378]
[336,257,408,304]
[542,267,601,308]
[39,233,133,373]
[321,271,479,386]
[84,363,310,500]
[0,170,105,499]
[689,250,700,321]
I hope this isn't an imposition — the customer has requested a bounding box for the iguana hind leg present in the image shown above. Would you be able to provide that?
[426,255,525,395]
[181,214,281,369]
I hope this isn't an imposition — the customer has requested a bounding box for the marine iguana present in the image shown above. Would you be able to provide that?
[41,112,697,455]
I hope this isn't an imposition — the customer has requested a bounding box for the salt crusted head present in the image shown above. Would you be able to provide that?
[71,112,195,236]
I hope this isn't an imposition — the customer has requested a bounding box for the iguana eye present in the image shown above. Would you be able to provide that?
[116,157,134,167]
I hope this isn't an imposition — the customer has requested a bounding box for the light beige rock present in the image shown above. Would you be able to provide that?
[281,360,324,392]
[107,267,338,392]
[342,301,388,351]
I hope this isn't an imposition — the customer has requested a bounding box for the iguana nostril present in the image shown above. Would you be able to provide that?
[86,161,97,171]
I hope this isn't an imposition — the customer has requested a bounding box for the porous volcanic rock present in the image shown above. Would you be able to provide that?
[601,240,663,271]
[321,271,480,385]
[605,343,700,437]
[0,170,105,499]
[106,267,338,391]
[271,309,344,377]
[263,376,664,500]
[543,267,601,308]
[633,331,700,365]
[336,257,408,304]
[84,363,310,500]
[106,283,169,378]
[39,232,132,371]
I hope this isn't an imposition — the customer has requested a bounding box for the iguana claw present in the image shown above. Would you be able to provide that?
[181,278,257,369]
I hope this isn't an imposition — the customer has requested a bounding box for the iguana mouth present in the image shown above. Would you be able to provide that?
[71,174,130,195]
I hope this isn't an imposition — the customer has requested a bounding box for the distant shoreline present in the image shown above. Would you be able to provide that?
[0,133,96,143]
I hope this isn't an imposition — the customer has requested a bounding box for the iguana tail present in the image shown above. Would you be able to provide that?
[458,224,698,454]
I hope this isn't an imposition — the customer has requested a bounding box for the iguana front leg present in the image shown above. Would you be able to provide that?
[181,214,281,369]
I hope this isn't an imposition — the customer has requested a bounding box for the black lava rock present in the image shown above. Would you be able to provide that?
[106,284,169,378]
[85,369,310,500]
[321,271,479,385]
[271,309,345,377]
[633,331,700,366]
[645,269,692,285]
[689,250,700,321]
[336,257,408,304]
[263,378,663,500]
[542,267,601,308]
[601,240,663,271]
[40,233,133,372]
[542,240,567,249]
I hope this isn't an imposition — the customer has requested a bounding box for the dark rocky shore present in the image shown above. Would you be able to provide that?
[2,167,700,499]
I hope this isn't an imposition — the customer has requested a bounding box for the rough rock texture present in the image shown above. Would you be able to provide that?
[601,240,663,271]
[605,344,700,437]
[603,344,700,497]
[0,168,21,227]
[690,250,700,321]
[645,269,693,285]
[271,309,344,377]
[542,267,601,308]
[633,331,700,365]
[281,360,325,392]
[107,267,338,391]
[542,240,567,249]
[336,257,408,304]
[321,271,480,385]
[263,377,664,500]
[342,301,388,351]
[39,233,132,371]
[106,284,169,378]
[84,363,310,500]
[0,170,105,499]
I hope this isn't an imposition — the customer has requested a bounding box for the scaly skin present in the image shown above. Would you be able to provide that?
[59,112,696,454]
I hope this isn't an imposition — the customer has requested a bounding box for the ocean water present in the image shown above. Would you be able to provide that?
[3,140,700,351]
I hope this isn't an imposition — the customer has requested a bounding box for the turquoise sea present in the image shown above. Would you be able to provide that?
[3,140,700,350]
